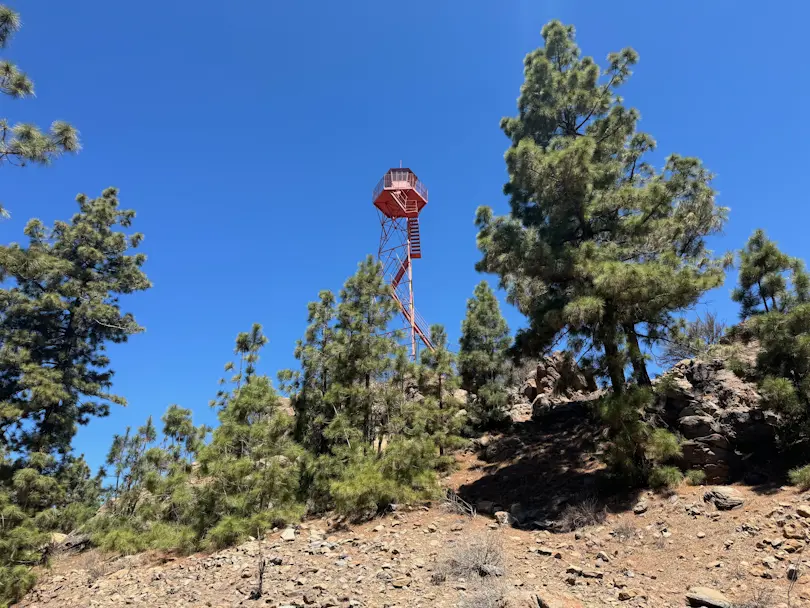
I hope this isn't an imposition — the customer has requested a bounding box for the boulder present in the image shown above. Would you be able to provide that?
[680,438,735,483]
[49,532,68,545]
[522,378,538,402]
[482,435,524,462]
[685,587,731,608]
[494,511,513,526]
[511,591,585,608]
[679,415,721,439]
[453,388,469,403]
[476,500,496,515]
[703,487,745,511]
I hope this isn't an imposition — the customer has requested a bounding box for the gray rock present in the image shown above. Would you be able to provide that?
[494,511,513,526]
[680,439,734,483]
[703,487,744,510]
[788,563,801,581]
[280,527,296,541]
[679,415,721,439]
[685,586,731,608]
[476,500,496,514]
[652,356,779,481]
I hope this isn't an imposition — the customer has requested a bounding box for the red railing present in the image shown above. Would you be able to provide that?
[372,170,429,203]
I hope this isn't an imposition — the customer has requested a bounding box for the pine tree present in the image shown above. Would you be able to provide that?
[0,6,79,216]
[474,21,726,393]
[0,188,151,456]
[279,290,337,452]
[329,255,401,447]
[458,281,511,428]
[418,324,466,461]
[197,373,305,548]
[0,449,100,605]
[195,326,305,546]
[730,233,810,437]
[732,229,810,319]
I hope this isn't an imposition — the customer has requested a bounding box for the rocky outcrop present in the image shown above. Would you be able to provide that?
[522,352,596,403]
[652,358,779,482]
[519,352,600,422]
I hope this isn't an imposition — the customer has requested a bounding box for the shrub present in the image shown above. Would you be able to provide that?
[598,388,653,481]
[432,534,504,583]
[204,516,250,550]
[145,523,197,554]
[645,429,682,462]
[759,376,802,416]
[558,496,607,532]
[685,469,707,486]
[95,527,146,556]
[459,583,509,608]
[648,465,683,490]
[614,521,636,542]
[0,564,37,607]
[789,464,810,491]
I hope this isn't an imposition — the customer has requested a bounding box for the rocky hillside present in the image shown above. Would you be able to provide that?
[20,350,810,608]
[21,452,810,608]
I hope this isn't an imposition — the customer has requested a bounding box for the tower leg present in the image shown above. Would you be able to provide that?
[407,237,416,360]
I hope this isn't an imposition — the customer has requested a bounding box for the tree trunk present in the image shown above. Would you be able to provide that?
[623,324,651,387]
[603,339,625,395]
[601,312,625,394]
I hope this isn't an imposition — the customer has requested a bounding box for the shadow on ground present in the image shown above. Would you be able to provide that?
[456,403,642,529]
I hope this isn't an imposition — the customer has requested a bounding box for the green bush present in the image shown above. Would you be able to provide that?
[645,428,682,462]
[685,469,707,486]
[204,516,249,550]
[0,564,37,608]
[95,527,146,555]
[145,523,197,554]
[598,388,654,482]
[648,466,683,490]
[789,464,810,491]
[759,376,802,416]
[330,458,401,518]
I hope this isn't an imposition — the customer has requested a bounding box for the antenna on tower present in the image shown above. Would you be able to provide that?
[371,167,434,360]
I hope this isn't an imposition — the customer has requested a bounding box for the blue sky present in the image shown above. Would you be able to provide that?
[5,1,809,470]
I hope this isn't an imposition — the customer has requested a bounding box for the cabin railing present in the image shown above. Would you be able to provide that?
[372,171,428,203]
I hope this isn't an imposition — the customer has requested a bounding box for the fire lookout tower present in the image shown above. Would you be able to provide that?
[372,168,434,359]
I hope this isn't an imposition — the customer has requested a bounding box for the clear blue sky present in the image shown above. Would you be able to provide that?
[5,1,809,470]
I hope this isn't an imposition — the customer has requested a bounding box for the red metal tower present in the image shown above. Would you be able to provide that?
[372,168,434,359]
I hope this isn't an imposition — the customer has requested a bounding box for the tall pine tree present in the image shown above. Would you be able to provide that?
[329,255,401,447]
[458,281,511,428]
[0,187,151,457]
[474,21,726,393]
[418,324,466,460]
[279,290,337,453]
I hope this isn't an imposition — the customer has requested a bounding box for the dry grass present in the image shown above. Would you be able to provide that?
[558,495,606,532]
[443,488,476,517]
[459,582,509,608]
[733,588,774,608]
[613,521,637,542]
[432,533,505,584]
[62,550,122,582]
